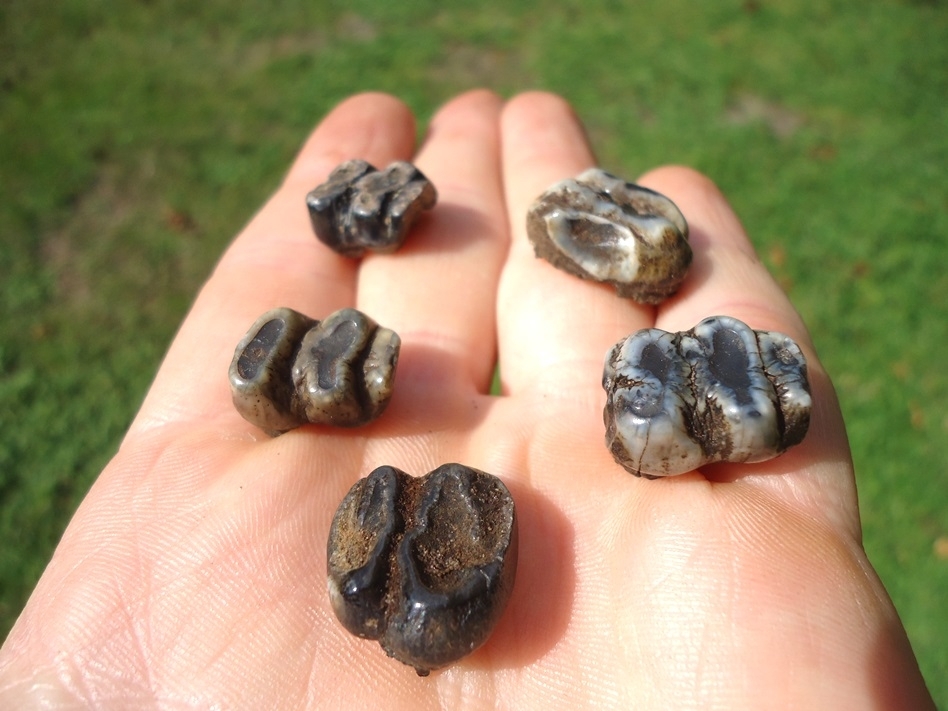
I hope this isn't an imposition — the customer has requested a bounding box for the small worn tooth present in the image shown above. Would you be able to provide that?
[306,159,437,257]
[229,307,400,434]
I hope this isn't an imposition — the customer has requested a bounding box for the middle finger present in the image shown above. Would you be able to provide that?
[356,89,508,396]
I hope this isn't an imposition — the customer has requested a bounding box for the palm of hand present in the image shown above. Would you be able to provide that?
[0,91,933,710]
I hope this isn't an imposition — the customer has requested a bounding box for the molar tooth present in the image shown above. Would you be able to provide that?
[528,168,691,304]
[603,316,812,477]
[327,464,518,676]
[306,159,437,257]
[229,307,400,434]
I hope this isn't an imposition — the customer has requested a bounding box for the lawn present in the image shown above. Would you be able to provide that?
[2,0,946,705]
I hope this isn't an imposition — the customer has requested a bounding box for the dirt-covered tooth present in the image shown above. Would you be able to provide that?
[527,168,691,304]
[327,464,518,676]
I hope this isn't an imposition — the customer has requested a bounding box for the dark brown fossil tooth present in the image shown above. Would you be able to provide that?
[327,464,518,676]
[306,159,437,258]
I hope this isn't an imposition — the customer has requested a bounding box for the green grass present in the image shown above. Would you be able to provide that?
[2,0,946,704]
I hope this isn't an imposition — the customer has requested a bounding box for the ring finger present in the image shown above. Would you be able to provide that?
[497,92,654,402]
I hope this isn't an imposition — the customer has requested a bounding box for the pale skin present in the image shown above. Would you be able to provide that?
[0,90,935,710]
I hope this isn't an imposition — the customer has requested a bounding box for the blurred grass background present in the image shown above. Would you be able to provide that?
[1,0,945,703]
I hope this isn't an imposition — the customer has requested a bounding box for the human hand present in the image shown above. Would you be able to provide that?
[0,90,935,709]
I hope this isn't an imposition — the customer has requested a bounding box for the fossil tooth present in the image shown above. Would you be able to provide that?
[603,316,811,477]
[527,168,691,304]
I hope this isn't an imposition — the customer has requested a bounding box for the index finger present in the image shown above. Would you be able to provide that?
[127,93,417,438]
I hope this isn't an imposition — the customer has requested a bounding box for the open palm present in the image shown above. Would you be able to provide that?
[0,91,934,710]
